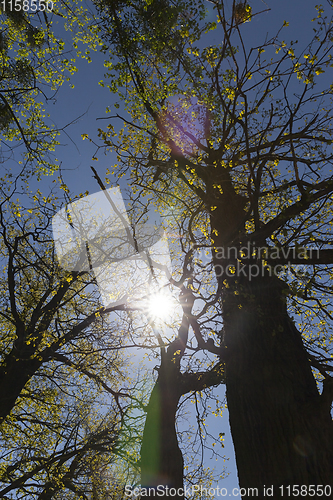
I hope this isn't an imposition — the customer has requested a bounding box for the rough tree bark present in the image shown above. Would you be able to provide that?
[140,294,225,498]
[140,348,184,493]
[209,176,333,498]
[223,273,333,496]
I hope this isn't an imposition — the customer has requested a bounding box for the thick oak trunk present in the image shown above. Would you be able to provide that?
[207,172,333,496]
[222,272,333,498]
[0,354,42,423]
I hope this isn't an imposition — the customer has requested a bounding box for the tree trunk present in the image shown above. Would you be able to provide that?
[0,354,42,423]
[207,172,333,496]
[222,270,333,498]
[140,351,184,498]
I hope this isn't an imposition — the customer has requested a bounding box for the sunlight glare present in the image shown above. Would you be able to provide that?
[147,291,173,321]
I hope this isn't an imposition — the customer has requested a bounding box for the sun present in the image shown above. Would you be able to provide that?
[147,291,174,321]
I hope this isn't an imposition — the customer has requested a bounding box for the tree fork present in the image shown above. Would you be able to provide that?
[140,345,225,498]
